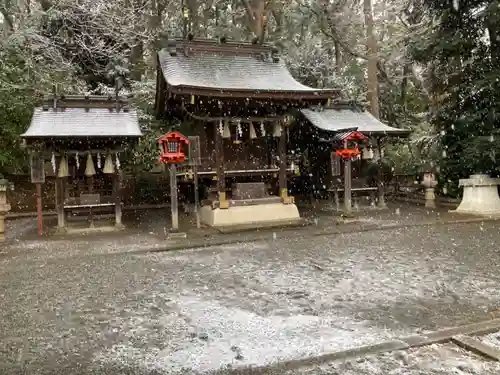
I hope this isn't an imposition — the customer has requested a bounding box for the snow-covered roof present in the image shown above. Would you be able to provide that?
[301,106,410,136]
[157,39,339,99]
[22,96,142,138]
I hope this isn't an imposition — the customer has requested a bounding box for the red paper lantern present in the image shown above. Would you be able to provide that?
[336,147,361,159]
[159,131,190,164]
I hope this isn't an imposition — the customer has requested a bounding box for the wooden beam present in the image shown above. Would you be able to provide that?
[343,139,352,212]
[184,108,289,123]
[36,183,43,235]
[279,122,288,202]
[38,149,125,157]
[376,137,386,208]
[215,122,227,208]
[55,177,66,232]
[451,335,500,361]
[114,172,124,228]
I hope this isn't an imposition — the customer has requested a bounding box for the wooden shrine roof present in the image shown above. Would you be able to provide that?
[22,95,143,138]
[157,39,340,100]
[301,103,411,137]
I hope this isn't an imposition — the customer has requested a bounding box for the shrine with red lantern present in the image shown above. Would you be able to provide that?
[154,38,411,226]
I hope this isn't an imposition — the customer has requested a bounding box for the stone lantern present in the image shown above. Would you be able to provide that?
[0,175,14,241]
[421,172,437,208]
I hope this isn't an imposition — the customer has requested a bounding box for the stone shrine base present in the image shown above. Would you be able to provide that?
[453,174,500,216]
[199,199,301,228]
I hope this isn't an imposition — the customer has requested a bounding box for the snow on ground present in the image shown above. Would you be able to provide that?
[92,236,500,374]
[286,343,500,374]
[95,295,397,374]
[479,330,500,350]
[1,233,165,261]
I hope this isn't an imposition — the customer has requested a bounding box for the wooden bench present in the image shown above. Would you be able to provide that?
[64,193,114,226]
[327,178,378,208]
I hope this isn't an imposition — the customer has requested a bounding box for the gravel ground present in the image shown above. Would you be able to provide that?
[283,341,500,374]
[2,222,500,374]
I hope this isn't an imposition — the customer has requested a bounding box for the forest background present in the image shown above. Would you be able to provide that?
[1,0,499,197]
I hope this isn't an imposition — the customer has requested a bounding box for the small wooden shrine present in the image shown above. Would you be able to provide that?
[299,102,411,210]
[21,95,142,233]
[155,38,339,227]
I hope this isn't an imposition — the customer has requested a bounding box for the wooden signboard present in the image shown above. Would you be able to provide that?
[30,153,45,184]
[331,152,341,177]
[188,136,201,166]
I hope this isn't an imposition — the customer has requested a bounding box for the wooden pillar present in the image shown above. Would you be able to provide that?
[169,164,179,231]
[193,161,200,229]
[343,140,352,213]
[55,177,66,232]
[216,121,228,209]
[279,121,289,203]
[36,183,43,235]
[88,176,94,193]
[376,137,387,208]
[114,171,124,228]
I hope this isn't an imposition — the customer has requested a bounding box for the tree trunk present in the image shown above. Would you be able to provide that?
[129,38,144,81]
[147,0,162,72]
[186,0,198,36]
[0,6,14,34]
[271,8,284,42]
[38,0,52,11]
[129,0,145,81]
[486,2,499,64]
[334,40,342,76]
[364,0,379,119]
[242,0,269,44]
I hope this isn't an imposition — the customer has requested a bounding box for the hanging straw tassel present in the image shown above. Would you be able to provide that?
[103,153,115,174]
[58,155,69,178]
[222,121,231,139]
[51,153,56,173]
[273,123,282,137]
[115,153,121,170]
[84,153,96,176]
[362,146,374,160]
[97,152,102,169]
[249,123,257,139]
[234,120,242,144]
[234,132,242,144]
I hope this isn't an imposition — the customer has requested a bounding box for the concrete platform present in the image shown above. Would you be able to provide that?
[199,202,301,228]
[54,223,125,236]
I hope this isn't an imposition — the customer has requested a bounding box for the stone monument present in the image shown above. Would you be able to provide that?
[454,174,500,216]
[0,175,13,241]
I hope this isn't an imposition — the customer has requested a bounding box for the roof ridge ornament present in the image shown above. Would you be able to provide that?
[271,47,280,63]
[167,40,177,56]
[84,95,90,113]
